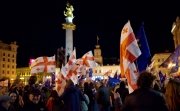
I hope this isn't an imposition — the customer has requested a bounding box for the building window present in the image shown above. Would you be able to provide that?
[7,71,9,74]
[99,70,101,73]
[12,54,14,58]
[2,70,4,74]
[12,65,14,69]
[7,65,9,68]
[158,59,160,62]
[3,53,5,56]
[8,54,10,57]
[95,70,97,73]
[8,59,10,62]
[12,59,14,63]
[3,58,5,61]
[12,71,14,74]
[2,64,5,68]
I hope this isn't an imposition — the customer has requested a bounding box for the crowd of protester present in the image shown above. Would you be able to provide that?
[0,71,180,111]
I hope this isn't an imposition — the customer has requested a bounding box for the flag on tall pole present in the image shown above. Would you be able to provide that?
[120,21,141,93]
[136,23,151,72]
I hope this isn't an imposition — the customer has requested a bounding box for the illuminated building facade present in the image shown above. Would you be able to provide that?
[0,41,18,83]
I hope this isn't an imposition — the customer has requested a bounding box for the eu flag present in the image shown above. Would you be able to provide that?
[136,23,151,72]
[160,45,180,73]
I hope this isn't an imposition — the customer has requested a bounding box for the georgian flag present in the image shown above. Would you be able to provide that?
[30,55,55,74]
[120,21,141,93]
[82,51,97,68]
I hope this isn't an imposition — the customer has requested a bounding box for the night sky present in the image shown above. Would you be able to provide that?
[0,0,179,67]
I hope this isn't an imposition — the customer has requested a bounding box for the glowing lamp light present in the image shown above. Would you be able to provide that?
[29,59,35,64]
[168,63,176,69]
[20,77,24,80]
[171,24,176,33]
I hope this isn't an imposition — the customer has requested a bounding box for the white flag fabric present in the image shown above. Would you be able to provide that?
[30,55,55,74]
[61,49,76,78]
[120,21,141,93]
[82,51,97,68]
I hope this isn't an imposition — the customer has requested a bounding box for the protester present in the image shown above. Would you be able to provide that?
[60,79,86,111]
[23,88,47,111]
[122,71,168,111]
[96,80,111,111]
[46,90,63,111]
[165,78,180,111]
[0,95,11,111]
[115,81,129,103]
[8,91,23,111]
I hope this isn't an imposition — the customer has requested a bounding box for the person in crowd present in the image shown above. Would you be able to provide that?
[8,91,23,111]
[96,80,111,111]
[60,79,86,111]
[122,71,168,111]
[22,85,31,106]
[23,88,47,111]
[113,92,122,111]
[0,95,11,111]
[46,90,63,111]
[115,81,129,103]
[81,83,89,111]
[165,78,180,111]
[84,82,94,111]
[153,80,162,92]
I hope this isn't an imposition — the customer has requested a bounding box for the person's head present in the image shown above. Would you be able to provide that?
[165,78,180,111]
[9,92,18,103]
[120,81,126,89]
[65,79,74,88]
[29,89,41,104]
[137,71,156,88]
[0,95,11,110]
[49,90,58,98]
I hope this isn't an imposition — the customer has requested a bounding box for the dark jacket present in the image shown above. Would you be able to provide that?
[115,87,129,103]
[0,106,8,111]
[23,101,47,111]
[122,88,168,111]
[96,85,110,111]
[61,85,85,111]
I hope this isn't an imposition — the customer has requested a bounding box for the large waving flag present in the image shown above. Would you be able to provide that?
[82,51,97,68]
[30,55,55,74]
[136,23,151,72]
[120,21,141,93]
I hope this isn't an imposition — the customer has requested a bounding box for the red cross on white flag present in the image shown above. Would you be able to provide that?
[30,55,56,74]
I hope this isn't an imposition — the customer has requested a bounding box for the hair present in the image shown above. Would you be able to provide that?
[66,79,74,88]
[120,81,126,89]
[137,71,156,88]
[165,78,180,111]
[49,90,58,98]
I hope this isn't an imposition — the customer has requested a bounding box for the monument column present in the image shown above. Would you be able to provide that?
[62,2,76,64]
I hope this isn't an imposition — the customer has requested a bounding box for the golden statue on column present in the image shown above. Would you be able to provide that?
[172,16,180,48]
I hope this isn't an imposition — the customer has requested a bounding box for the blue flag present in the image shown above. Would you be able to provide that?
[108,76,120,87]
[158,71,166,83]
[161,45,180,73]
[89,68,93,77]
[136,23,151,72]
